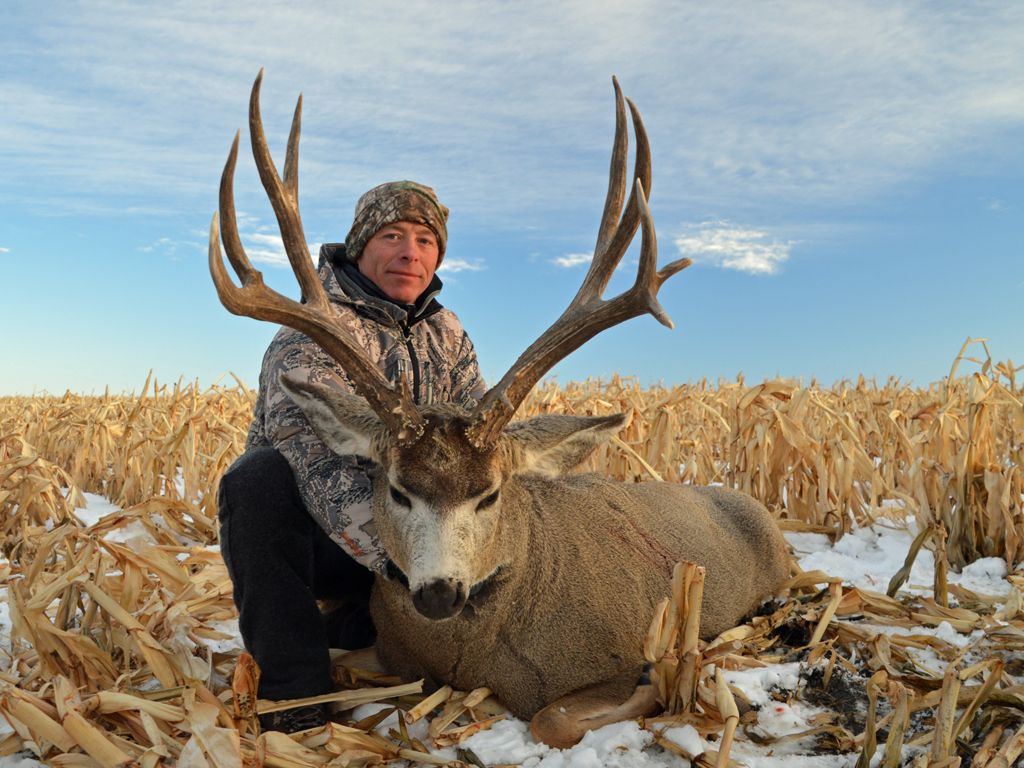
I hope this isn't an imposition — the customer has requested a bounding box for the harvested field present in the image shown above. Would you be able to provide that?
[1,339,1023,766]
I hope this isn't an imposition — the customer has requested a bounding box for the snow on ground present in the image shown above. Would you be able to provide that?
[0,596,11,661]
[791,520,1012,598]
[1,495,1018,768]
[70,492,123,528]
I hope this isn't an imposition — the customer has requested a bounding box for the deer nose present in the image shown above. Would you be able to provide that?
[412,578,466,620]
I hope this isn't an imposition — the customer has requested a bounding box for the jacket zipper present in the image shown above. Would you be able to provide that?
[399,322,421,405]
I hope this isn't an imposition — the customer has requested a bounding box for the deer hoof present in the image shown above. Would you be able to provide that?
[529,664,663,749]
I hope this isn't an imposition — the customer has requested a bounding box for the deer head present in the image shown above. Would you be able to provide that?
[276,385,627,618]
[209,70,691,620]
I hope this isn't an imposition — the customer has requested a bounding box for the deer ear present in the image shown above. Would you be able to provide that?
[279,374,385,460]
[505,413,626,477]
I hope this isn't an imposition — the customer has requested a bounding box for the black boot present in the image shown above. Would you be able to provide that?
[259,704,329,734]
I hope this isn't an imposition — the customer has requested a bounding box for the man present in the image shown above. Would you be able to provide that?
[218,181,487,732]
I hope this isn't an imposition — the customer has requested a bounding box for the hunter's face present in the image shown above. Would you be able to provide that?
[358,221,439,304]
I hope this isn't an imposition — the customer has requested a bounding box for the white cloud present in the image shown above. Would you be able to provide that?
[983,197,1007,211]
[675,221,793,275]
[240,232,287,266]
[1,247,10,253]
[2,0,1021,228]
[552,253,592,269]
[246,232,285,246]
[138,237,179,256]
[437,257,485,274]
[239,229,320,267]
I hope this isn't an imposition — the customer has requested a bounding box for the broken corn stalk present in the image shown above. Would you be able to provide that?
[714,669,738,768]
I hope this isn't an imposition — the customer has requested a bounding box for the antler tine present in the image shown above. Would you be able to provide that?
[281,89,301,198]
[216,130,256,288]
[590,77,628,262]
[631,178,693,329]
[247,68,328,313]
[579,84,652,303]
[209,71,424,442]
[467,83,687,448]
[598,98,652,276]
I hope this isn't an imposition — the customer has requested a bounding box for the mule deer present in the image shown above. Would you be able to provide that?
[209,70,791,748]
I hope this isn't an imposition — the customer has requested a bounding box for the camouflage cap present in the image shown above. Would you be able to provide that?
[344,181,450,266]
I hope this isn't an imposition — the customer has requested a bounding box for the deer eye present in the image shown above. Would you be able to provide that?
[476,489,500,512]
[390,486,411,507]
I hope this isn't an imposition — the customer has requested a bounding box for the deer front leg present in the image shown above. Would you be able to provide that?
[529,664,661,750]
[333,646,385,673]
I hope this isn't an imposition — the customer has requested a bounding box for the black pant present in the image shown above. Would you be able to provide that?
[218,447,376,701]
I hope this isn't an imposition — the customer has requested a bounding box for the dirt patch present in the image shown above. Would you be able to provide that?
[800,664,871,733]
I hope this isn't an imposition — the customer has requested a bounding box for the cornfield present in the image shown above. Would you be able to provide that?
[4,339,1023,569]
[1,337,1023,766]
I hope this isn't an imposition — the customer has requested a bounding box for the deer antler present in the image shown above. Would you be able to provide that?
[209,69,424,442]
[467,78,692,447]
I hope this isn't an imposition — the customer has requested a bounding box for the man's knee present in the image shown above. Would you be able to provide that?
[221,447,293,495]
[218,447,309,578]
[219,447,300,523]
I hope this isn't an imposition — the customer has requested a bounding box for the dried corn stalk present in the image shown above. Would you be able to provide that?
[2,344,1024,764]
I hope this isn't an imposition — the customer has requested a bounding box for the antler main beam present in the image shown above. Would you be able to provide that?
[209,69,424,442]
[468,78,692,447]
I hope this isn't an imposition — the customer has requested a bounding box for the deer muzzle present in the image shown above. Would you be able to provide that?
[412,578,467,620]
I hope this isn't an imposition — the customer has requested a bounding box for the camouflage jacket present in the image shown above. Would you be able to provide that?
[245,244,487,573]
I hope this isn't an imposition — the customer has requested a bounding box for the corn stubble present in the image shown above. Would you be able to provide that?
[0,340,1022,765]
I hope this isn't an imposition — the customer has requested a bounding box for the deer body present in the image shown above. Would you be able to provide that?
[275,391,791,735]
[371,470,789,720]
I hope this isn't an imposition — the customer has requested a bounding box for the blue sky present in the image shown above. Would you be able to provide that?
[2,1,1021,395]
